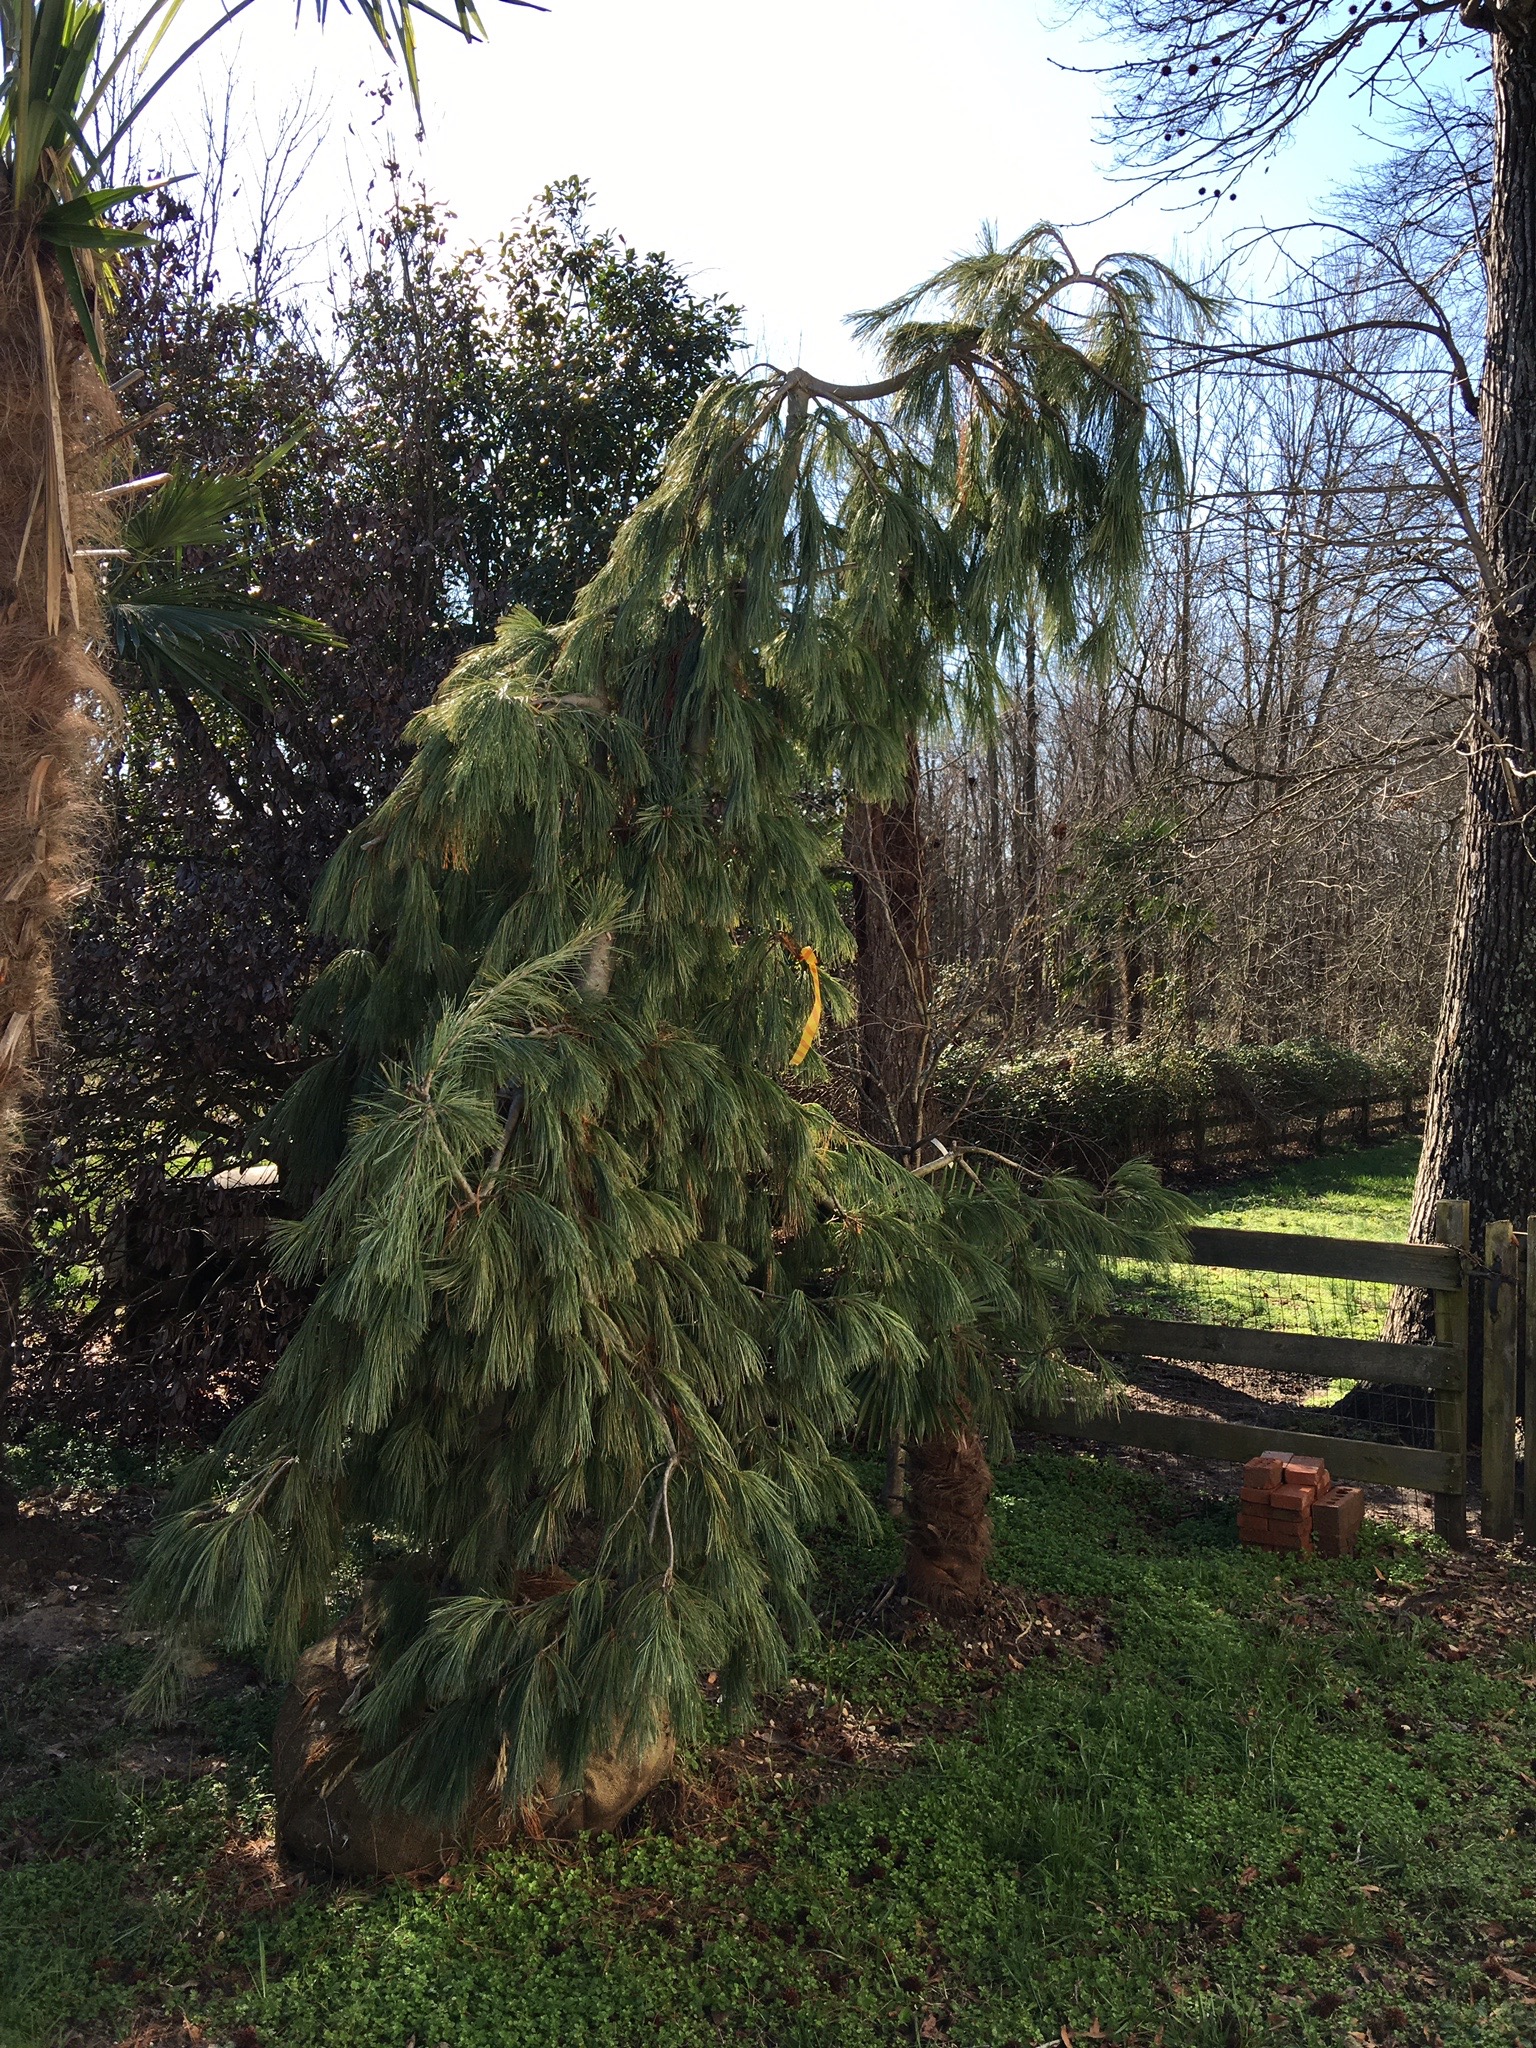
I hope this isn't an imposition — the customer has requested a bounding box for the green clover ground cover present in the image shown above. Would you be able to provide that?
[6,1440,1536,2048]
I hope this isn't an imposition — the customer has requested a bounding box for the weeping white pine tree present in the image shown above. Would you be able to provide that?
[132,230,1196,1847]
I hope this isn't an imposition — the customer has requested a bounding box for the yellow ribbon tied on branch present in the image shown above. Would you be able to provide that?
[780,935,823,1068]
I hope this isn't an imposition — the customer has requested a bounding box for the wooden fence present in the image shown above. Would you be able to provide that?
[1022,1199,1480,1546]
[1155,1089,1426,1172]
[950,1082,1427,1184]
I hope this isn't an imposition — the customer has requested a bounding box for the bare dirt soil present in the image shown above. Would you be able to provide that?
[1036,1349,1454,1533]
[0,1483,154,1682]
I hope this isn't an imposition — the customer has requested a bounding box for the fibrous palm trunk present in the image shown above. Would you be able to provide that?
[846,736,994,1612]
[0,236,114,1178]
[1399,35,1536,1322]
[0,230,116,1502]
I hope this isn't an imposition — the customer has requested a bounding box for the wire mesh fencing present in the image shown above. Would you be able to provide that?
[1096,1254,1439,1449]
[1107,1254,1396,1341]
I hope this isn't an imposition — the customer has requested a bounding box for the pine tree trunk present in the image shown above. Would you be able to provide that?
[846,737,994,1610]
[1018,624,1043,1026]
[0,239,113,1200]
[1398,35,1536,1315]
[1122,909,1145,1043]
[845,737,931,1161]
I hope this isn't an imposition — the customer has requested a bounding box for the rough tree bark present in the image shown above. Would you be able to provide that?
[1017,621,1043,1027]
[846,736,994,1611]
[0,239,116,1493]
[1402,26,1536,1279]
[902,1415,994,1611]
[0,241,115,1193]
[844,737,932,1161]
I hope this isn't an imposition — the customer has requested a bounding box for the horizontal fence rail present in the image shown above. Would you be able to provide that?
[1182,1092,1426,1140]
[1021,1199,1476,1546]
[1094,1316,1463,1391]
[1181,1227,1460,1291]
[1028,1401,1462,1496]
[1159,1092,1426,1168]
[951,1087,1426,1182]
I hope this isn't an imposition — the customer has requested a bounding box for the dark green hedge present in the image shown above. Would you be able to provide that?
[937,1036,1431,1177]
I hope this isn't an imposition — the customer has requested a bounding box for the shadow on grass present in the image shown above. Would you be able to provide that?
[5,1446,1536,2048]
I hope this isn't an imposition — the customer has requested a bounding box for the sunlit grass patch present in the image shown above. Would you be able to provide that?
[1108,1138,1421,1341]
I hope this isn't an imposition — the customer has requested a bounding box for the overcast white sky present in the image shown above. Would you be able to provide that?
[142,0,1382,374]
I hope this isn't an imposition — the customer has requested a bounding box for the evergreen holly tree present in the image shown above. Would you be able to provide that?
[133,230,1198,1826]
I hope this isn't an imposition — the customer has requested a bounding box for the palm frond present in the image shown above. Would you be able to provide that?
[105,451,340,725]
[319,0,547,108]
[114,452,293,559]
[108,585,337,721]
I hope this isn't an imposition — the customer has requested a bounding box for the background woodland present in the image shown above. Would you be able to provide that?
[13,97,1483,1443]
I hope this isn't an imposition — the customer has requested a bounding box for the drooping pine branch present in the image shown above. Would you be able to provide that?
[131,227,1194,1823]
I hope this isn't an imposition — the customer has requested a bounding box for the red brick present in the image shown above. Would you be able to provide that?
[1270,1487,1314,1516]
[1243,1453,1289,1493]
[1282,1456,1331,1493]
[1313,1484,1365,1558]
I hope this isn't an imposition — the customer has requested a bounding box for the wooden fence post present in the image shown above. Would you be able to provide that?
[1434,1199,1471,1549]
[1483,1217,1519,1542]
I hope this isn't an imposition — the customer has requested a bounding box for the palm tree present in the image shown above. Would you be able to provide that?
[104,456,339,721]
[0,0,525,1206]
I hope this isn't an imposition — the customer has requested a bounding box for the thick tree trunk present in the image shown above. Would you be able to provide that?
[0,239,116,1490]
[845,737,994,1610]
[1017,623,1043,1027]
[845,736,932,1162]
[902,1406,994,1613]
[1401,36,1536,1293]
[0,240,114,1196]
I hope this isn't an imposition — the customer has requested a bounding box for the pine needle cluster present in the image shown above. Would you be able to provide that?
[131,230,1198,1824]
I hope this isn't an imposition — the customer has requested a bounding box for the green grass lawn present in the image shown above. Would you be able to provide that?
[6,1441,1536,2048]
[1112,1139,1422,1342]
[1186,1139,1421,1240]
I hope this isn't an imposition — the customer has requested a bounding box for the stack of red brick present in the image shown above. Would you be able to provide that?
[1238,1452,1365,1557]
